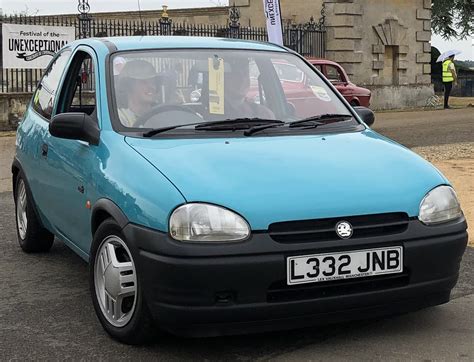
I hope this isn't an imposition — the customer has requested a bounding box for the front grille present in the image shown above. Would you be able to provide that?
[267,272,410,303]
[268,212,409,243]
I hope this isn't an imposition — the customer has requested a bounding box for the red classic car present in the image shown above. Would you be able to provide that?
[307,58,371,107]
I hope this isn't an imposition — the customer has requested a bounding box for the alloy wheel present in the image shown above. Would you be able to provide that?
[94,235,137,327]
[16,179,28,240]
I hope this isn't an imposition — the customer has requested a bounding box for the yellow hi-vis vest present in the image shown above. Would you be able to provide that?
[442,59,454,82]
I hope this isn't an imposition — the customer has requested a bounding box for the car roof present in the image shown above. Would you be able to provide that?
[73,36,289,53]
[306,58,340,67]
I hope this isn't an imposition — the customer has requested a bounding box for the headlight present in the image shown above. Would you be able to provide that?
[169,203,250,242]
[419,186,463,225]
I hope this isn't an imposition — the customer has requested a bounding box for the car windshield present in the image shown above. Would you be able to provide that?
[111,49,354,132]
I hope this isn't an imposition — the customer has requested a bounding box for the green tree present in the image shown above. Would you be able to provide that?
[432,0,473,39]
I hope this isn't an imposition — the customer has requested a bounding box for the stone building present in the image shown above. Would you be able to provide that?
[323,0,433,109]
[72,0,433,109]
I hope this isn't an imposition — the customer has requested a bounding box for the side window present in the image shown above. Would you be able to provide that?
[248,60,267,105]
[32,50,72,120]
[325,65,344,83]
[270,58,309,103]
[58,51,97,116]
[313,64,323,72]
[273,63,304,83]
[306,64,322,87]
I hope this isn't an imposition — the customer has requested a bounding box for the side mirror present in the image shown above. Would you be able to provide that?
[49,112,100,145]
[353,106,375,127]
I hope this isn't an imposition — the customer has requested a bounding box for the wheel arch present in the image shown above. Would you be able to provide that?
[11,158,51,232]
[349,98,360,106]
[91,198,129,237]
[11,158,21,197]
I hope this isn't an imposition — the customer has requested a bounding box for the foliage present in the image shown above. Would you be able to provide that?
[432,0,474,39]
[455,60,474,71]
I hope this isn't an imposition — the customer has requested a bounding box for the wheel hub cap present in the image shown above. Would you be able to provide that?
[94,236,137,327]
[16,180,28,240]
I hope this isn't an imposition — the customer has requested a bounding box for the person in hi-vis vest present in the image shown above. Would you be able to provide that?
[442,55,457,109]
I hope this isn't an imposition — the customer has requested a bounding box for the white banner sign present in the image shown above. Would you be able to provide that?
[2,23,75,69]
[263,0,283,46]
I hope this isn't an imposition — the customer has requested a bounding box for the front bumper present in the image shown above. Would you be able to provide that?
[122,217,468,337]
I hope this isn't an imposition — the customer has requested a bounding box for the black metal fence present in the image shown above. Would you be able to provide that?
[0,14,326,93]
[433,74,474,97]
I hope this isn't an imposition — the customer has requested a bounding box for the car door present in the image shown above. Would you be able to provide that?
[324,64,352,100]
[22,49,73,229]
[41,47,101,253]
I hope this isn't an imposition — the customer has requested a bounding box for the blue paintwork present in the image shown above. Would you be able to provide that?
[15,37,450,260]
[125,131,448,230]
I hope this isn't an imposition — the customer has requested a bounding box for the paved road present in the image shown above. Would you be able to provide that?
[0,136,14,193]
[372,108,473,148]
[0,108,473,360]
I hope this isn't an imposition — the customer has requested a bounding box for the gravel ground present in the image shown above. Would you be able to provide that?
[412,142,474,162]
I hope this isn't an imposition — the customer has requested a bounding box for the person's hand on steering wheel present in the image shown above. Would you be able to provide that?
[134,104,202,128]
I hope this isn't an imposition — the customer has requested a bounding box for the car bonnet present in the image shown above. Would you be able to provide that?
[125,130,447,230]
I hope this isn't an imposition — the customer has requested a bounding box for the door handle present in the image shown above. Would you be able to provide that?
[41,143,48,157]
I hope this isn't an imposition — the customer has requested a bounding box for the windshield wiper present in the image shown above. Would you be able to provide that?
[195,118,284,131]
[142,121,206,137]
[245,114,353,136]
[142,118,284,137]
[289,114,352,128]
[142,115,351,137]
[243,122,286,136]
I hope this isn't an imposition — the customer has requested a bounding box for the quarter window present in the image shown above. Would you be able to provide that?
[312,64,323,72]
[57,51,97,116]
[32,50,72,120]
[325,65,344,83]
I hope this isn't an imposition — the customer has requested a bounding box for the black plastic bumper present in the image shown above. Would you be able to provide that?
[122,217,468,337]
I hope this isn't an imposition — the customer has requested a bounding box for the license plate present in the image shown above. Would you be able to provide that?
[287,246,403,286]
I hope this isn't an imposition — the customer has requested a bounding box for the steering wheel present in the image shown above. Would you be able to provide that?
[134,104,202,128]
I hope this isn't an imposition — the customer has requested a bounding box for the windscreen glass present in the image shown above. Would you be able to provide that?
[111,50,354,130]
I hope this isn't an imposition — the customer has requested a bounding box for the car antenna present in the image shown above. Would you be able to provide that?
[137,0,144,33]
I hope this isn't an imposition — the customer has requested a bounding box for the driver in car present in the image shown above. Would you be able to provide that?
[116,59,159,127]
[224,58,275,120]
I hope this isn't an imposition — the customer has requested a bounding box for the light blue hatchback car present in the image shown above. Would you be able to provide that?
[13,36,468,344]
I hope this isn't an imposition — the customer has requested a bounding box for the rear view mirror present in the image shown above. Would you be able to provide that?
[49,112,100,145]
[353,106,375,127]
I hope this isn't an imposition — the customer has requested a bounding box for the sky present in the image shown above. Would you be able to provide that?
[1,0,230,15]
[431,34,473,61]
[2,0,473,60]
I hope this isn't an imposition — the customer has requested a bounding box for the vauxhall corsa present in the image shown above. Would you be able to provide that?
[12,37,468,344]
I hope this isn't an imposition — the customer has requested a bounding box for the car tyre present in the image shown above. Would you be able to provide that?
[89,218,155,345]
[14,173,54,253]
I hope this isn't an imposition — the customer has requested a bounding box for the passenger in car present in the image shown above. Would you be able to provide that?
[224,58,275,120]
